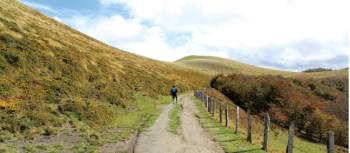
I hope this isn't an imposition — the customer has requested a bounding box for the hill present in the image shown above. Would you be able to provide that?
[175,55,294,76]
[293,68,348,79]
[175,55,348,79]
[0,0,210,151]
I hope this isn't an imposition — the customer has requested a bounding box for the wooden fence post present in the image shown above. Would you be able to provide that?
[225,104,229,128]
[202,94,205,104]
[204,95,209,108]
[209,99,212,114]
[235,106,239,133]
[286,121,294,153]
[201,92,205,103]
[219,104,222,123]
[202,92,204,102]
[211,100,215,117]
[208,98,211,113]
[263,113,270,152]
[206,95,209,108]
[247,109,252,144]
[327,131,334,153]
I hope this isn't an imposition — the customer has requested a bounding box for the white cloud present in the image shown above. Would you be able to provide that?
[67,0,349,70]
[53,16,62,22]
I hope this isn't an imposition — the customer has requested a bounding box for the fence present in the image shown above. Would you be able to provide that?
[194,90,335,153]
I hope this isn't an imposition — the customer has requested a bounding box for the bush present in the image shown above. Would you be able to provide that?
[315,89,336,101]
[4,53,20,66]
[211,74,284,114]
[43,126,58,136]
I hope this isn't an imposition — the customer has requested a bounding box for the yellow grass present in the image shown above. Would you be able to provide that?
[176,55,348,79]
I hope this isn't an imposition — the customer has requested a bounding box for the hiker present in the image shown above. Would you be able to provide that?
[170,85,178,103]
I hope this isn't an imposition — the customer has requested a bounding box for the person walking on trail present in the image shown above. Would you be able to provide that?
[170,85,178,103]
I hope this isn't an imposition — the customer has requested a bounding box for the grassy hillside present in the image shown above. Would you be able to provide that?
[176,55,294,76]
[176,55,348,79]
[292,68,348,79]
[0,0,210,150]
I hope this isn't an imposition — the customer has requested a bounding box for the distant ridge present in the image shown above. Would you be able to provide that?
[175,55,348,79]
[175,55,293,76]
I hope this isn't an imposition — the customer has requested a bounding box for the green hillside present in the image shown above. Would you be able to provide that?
[176,55,348,79]
[176,55,293,76]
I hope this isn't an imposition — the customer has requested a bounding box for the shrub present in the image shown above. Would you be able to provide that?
[4,53,20,66]
[314,89,336,101]
[43,126,58,136]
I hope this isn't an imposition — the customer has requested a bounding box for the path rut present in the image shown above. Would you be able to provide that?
[134,95,224,153]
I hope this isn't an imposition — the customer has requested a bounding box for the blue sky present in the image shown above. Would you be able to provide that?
[20,0,349,71]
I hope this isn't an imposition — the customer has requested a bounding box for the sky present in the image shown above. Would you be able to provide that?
[20,0,349,71]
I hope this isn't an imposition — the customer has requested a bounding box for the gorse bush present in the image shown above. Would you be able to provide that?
[211,74,348,147]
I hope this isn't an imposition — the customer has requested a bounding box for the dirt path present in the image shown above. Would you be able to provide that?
[134,95,224,153]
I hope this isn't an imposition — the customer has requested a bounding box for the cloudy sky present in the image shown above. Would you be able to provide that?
[20,0,349,71]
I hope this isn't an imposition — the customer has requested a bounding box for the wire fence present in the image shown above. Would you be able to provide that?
[194,90,335,153]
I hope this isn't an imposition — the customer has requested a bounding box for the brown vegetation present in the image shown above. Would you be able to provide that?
[210,74,348,147]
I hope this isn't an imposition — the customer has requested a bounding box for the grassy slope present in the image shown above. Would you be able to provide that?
[292,68,348,79]
[1,93,171,152]
[0,0,210,151]
[175,55,293,76]
[176,55,348,79]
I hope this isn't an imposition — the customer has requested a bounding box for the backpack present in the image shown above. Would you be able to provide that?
[171,87,177,94]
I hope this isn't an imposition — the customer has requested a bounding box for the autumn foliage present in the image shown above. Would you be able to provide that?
[211,74,348,147]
